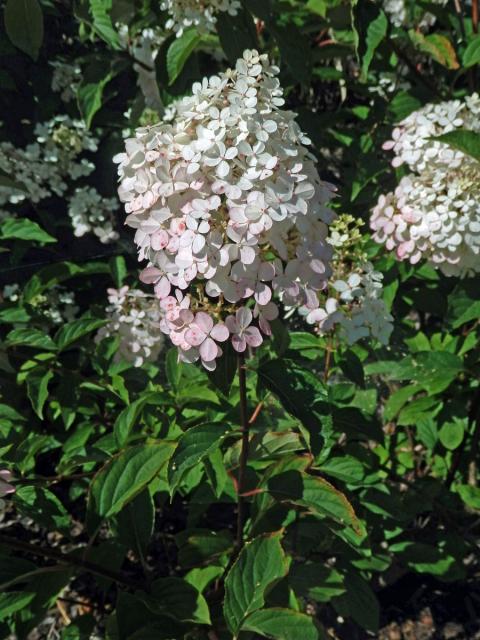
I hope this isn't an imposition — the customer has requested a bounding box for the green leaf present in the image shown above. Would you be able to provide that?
[451,300,480,328]
[143,577,211,625]
[333,572,379,632]
[0,403,26,422]
[55,317,106,351]
[168,423,229,494]
[177,529,233,566]
[88,0,121,49]
[463,35,480,68]
[258,359,332,457]
[457,484,480,509]
[4,0,44,60]
[409,31,459,69]
[0,218,56,244]
[114,396,150,447]
[167,29,201,85]
[26,368,53,419]
[113,489,154,558]
[290,563,345,603]
[14,486,70,533]
[109,255,127,288]
[6,328,56,351]
[431,129,480,163]
[89,442,176,519]
[207,339,237,396]
[439,418,465,450]
[165,347,182,390]
[77,71,114,129]
[354,2,387,80]
[319,456,365,484]
[224,533,288,635]
[0,590,35,618]
[268,470,364,538]
[242,608,323,639]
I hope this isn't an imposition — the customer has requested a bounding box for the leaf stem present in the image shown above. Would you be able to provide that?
[236,352,250,551]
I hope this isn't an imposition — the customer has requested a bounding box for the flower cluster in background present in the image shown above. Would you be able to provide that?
[51,61,82,103]
[96,286,165,367]
[118,25,165,115]
[371,94,480,277]
[0,116,120,242]
[161,0,241,37]
[382,0,447,28]
[115,50,336,369]
[305,215,393,345]
[2,284,79,326]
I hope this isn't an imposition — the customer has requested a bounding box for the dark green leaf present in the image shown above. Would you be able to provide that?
[26,368,53,419]
[167,29,201,85]
[55,317,106,351]
[0,218,55,244]
[242,608,323,639]
[431,129,480,163]
[4,0,43,60]
[462,35,480,68]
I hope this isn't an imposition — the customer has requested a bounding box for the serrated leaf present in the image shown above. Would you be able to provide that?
[242,608,323,639]
[0,218,56,244]
[168,422,229,494]
[6,328,56,351]
[167,29,201,85]
[4,0,44,60]
[224,533,288,635]
[409,31,459,69]
[431,129,480,163]
[89,442,176,519]
[55,317,106,351]
[88,0,121,49]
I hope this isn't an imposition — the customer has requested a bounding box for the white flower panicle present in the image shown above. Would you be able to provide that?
[382,94,480,172]
[161,0,241,37]
[68,187,119,244]
[51,61,82,103]
[371,94,480,277]
[114,50,336,370]
[96,286,165,367]
[0,116,96,206]
[304,216,393,345]
[0,116,120,244]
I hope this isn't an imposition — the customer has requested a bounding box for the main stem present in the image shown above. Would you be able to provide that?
[236,352,250,550]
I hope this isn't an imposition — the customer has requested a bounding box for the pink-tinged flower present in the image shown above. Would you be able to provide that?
[225,307,263,352]
[184,311,229,363]
[0,470,15,498]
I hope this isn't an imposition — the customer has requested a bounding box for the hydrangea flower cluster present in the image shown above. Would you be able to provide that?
[114,50,336,370]
[68,187,119,244]
[96,286,165,367]
[371,94,480,277]
[51,61,82,103]
[305,216,393,345]
[0,116,120,242]
[161,0,241,36]
[3,283,78,326]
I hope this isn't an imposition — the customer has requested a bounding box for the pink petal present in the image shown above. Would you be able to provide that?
[140,267,162,284]
[254,283,272,306]
[200,337,219,362]
[236,306,252,329]
[245,326,263,348]
[194,312,214,334]
[185,326,207,347]
[231,334,247,352]
[154,277,171,300]
[210,323,229,342]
